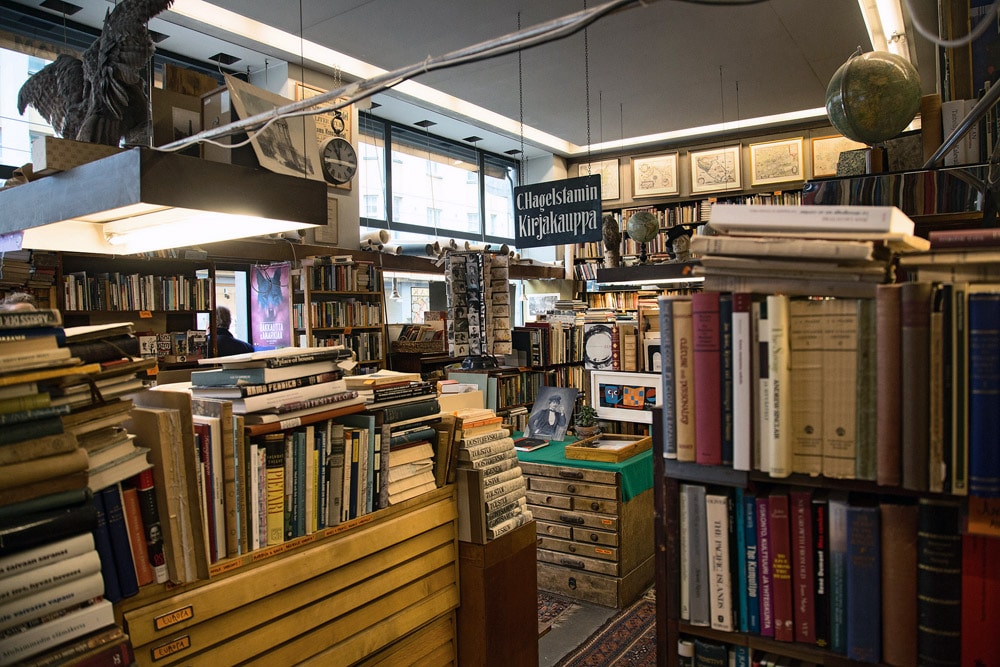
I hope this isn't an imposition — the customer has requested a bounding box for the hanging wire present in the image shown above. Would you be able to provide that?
[583,0,592,164]
[517,11,525,188]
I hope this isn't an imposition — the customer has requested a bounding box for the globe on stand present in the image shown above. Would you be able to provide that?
[825,49,921,146]
[626,211,660,264]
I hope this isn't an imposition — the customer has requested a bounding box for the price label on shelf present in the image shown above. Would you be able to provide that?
[139,310,153,319]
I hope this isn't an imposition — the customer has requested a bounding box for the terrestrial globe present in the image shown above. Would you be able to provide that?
[626,211,659,244]
[825,50,921,145]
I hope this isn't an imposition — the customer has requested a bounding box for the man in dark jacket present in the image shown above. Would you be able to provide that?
[215,306,255,356]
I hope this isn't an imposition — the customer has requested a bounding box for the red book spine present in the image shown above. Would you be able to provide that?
[928,227,1000,249]
[120,485,155,587]
[610,324,621,371]
[790,490,815,643]
[692,291,722,466]
[768,490,794,642]
[756,495,774,637]
[961,533,1000,664]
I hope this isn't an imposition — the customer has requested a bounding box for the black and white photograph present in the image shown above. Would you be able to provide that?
[524,386,579,442]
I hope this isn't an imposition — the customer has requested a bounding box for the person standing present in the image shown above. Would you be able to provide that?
[214,306,255,356]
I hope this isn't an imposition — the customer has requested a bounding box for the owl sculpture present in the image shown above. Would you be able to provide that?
[602,214,621,268]
[17,0,174,147]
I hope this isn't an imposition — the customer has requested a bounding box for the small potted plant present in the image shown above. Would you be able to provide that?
[574,404,601,439]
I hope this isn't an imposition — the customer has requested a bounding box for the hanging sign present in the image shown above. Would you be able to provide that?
[514,175,603,249]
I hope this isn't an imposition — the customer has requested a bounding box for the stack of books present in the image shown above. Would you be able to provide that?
[695,205,930,298]
[386,434,436,505]
[191,346,362,426]
[452,409,532,542]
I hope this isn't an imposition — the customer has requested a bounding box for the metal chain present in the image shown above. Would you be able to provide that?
[518,12,525,187]
[584,0,591,163]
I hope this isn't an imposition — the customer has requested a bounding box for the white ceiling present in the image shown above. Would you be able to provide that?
[7,0,940,159]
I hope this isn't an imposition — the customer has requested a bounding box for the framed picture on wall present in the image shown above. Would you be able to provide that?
[749,137,805,186]
[591,370,658,424]
[689,145,741,194]
[578,159,620,201]
[810,135,866,178]
[631,152,679,197]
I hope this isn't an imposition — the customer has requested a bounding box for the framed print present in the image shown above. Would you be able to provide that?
[810,135,866,178]
[524,385,579,442]
[631,152,679,198]
[750,137,804,186]
[578,159,620,200]
[689,145,741,194]
[591,370,659,424]
[296,81,353,191]
[583,322,614,370]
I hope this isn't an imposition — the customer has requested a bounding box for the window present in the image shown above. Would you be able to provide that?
[359,114,518,246]
[363,195,380,217]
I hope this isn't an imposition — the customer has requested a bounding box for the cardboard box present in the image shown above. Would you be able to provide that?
[200,85,259,167]
[151,87,202,157]
[30,137,124,176]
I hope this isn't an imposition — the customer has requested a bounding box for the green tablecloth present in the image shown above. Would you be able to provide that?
[515,436,653,502]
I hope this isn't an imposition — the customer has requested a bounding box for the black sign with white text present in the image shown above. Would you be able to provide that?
[514,175,603,249]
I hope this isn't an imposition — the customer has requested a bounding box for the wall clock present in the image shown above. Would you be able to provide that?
[583,323,614,370]
[319,136,358,185]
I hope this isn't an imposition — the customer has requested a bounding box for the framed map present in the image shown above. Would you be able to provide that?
[632,152,679,197]
[578,159,620,201]
[749,137,804,186]
[811,135,866,178]
[689,145,741,194]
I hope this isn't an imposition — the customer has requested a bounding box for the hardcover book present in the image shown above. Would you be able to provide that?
[767,489,794,642]
[672,298,697,462]
[682,483,710,627]
[875,283,902,486]
[880,501,918,666]
[705,491,734,632]
[755,494,774,637]
[900,281,932,491]
[846,502,880,663]
[691,291,721,466]
[789,489,815,644]
[917,499,962,665]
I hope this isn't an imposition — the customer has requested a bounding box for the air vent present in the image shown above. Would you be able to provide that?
[463,135,483,143]
[504,149,522,156]
[39,0,82,15]
[414,119,436,128]
[208,52,240,65]
[148,29,168,43]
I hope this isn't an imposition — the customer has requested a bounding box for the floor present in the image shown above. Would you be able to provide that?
[537,597,616,667]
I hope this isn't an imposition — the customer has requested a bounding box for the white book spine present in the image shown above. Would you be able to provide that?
[767,294,792,478]
[705,493,734,632]
[0,599,114,666]
[732,300,752,471]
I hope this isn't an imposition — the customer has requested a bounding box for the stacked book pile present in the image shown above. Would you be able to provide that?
[453,409,531,542]
[0,309,135,665]
[385,428,437,505]
[694,205,930,298]
[191,346,362,427]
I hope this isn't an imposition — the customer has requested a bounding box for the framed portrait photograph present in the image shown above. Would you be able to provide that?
[689,145,741,194]
[524,385,580,442]
[591,370,659,424]
[749,137,805,186]
[631,152,679,198]
[578,159,620,201]
[810,135,866,178]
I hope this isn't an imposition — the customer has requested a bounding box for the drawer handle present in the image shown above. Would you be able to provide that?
[558,514,585,525]
[560,558,585,569]
[590,501,601,511]
[588,533,599,542]
[559,471,584,479]
[567,484,577,493]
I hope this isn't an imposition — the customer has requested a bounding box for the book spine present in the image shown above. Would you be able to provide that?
[789,490,815,644]
[821,298,858,480]
[961,532,1000,663]
[462,428,511,448]
[719,293,734,467]
[705,492,734,632]
[734,487,748,634]
[755,495,773,637]
[16,625,124,667]
[673,299,696,462]
[89,492,121,603]
[98,485,139,599]
[0,598,115,666]
[0,504,97,557]
[788,299,824,476]
[876,284,903,486]
[687,484,710,627]
[757,299,772,474]
[880,501,918,667]
[0,533,94,580]
[917,499,962,665]
[0,405,70,426]
[381,398,441,424]
[768,490,794,642]
[659,296,677,459]
[388,426,438,447]
[692,291,722,466]
[0,571,104,633]
[766,294,792,478]
[811,493,830,649]
[0,550,101,605]
[845,503,880,663]
[828,495,848,654]
[264,436,285,546]
[900,282,932,491]
[855,298,877,482]
[952,284,969,495]
[742,491,760,634]
[732,293,752,471]
[0,309,61,330]
[967,290,1000,497]
[679,485,690,621]
[119,485,154,587]
[0,417,65,447]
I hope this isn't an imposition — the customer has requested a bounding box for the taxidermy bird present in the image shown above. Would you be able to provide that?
[17,0,174,147]
[602,214,621,268]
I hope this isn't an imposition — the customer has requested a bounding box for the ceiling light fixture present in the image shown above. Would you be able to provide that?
[390,278,402,302]
[857,0,912,62]
[0,147,328,255]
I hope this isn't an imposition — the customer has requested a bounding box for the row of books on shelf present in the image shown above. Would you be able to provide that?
[657,206,1000,497]
[512,320,583,367]
[62,270,212,312]
[136,328,207,362]
[297,255,376,292]
[292,299,383,330]
[677,481,998,665]
[300,330,384,364]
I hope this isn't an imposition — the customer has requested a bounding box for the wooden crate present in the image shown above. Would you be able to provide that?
[564,433,652,463]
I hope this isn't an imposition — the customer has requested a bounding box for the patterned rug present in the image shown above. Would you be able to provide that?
[538,591,581,630]
[554,590,657,667]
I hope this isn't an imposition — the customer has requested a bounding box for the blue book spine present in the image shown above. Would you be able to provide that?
[294,431,307,537]
[734,487,749,633]
[828,495,848,654]
[99,485,139,600]
[743,491,760,634]
[968,291,1000,497]
[658,296,677,459]
[719,292,734,466]
[91,492,121,603]
[846,503,880,663]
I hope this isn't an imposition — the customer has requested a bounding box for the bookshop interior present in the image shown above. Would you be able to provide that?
[1,0,999,665]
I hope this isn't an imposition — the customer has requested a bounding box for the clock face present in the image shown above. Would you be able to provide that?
[584,324,614,369]
[320,137,358,184]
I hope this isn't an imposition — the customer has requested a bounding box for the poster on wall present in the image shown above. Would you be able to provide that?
[250,262,292,350]
[514,175,603,249]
